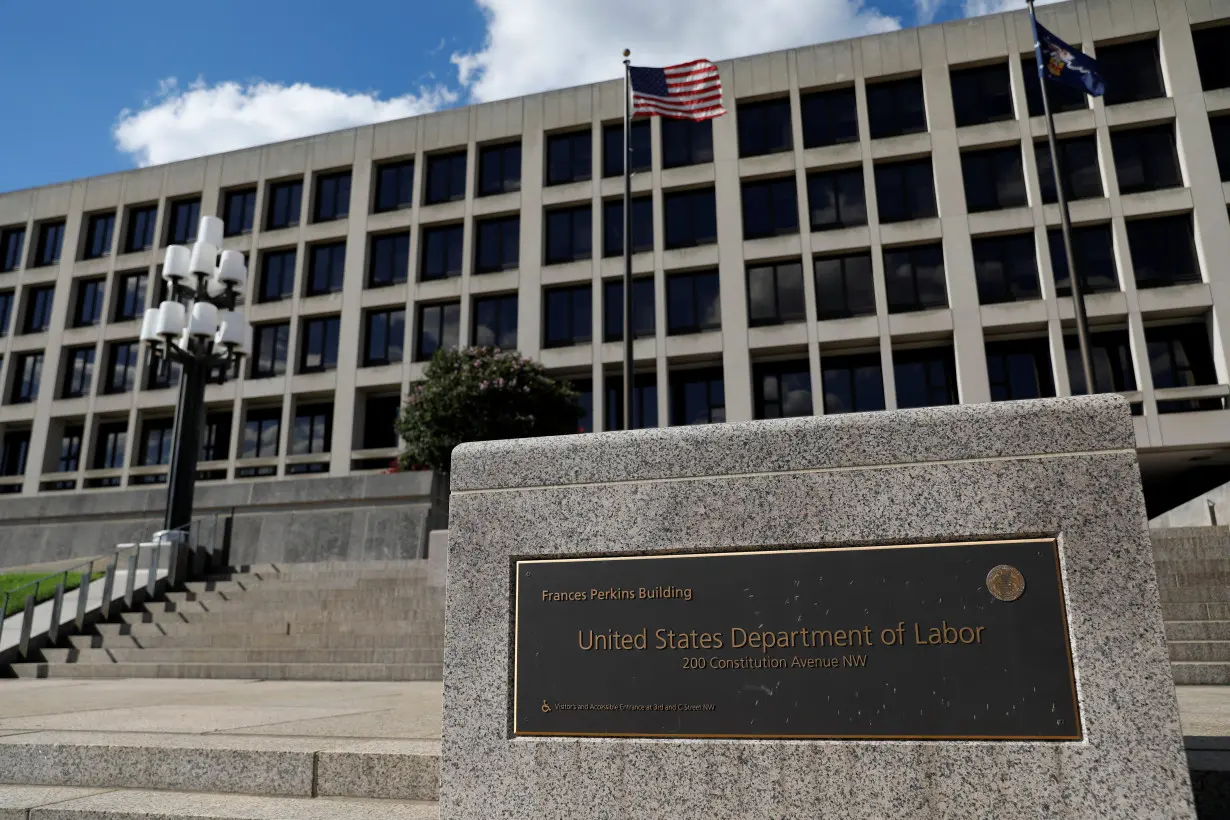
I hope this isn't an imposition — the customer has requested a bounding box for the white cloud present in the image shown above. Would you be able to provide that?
[962,0,1064,17]
[451,0,902,103]
[113,78,458,167]
[915,0,947,24]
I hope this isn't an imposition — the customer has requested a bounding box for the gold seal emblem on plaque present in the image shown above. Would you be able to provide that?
[986,565,1025,602]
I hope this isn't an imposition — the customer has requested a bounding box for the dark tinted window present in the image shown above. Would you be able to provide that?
[544,284,592,347]
[265,180,303,230]
[973,233,1039,304]
[605,373,658,430]
[1048,224,1118,295]
[545,205,592,264]
[250,323,289,378]
[1098,38,1165,105]
[801,87,858,148]
[738,98,792,157]
[747,260,805,326]
[603,278,655,342]
[661,119,713,168]
[139,417,174,466]
[742,178,798,239]
[884,244,947,313]
[73,278,104,327]
[546,131,592,185]
[145,348,181,391]
[368,233,410,287]
[114,272,147,321]
[475,215,520,272]
[815,252,875,319]
[11,353,42,403]
[1022,55,1088,116]
[664,188,717,248]
[363,308,404,367]
[313,171,351,222]
[1066,329,1136,395]
[362,395,401,449]
[421,224,464,281]
[35,221,65,266]
[374,160,415,212]
[670,368,725,425]
[93,422,128,470]
[62,346,95,398]
[293,404,333,455]
[1111,125,1181,194]
[57,425,84,473]
[223,188,256,236]
[666,270,721,334]
[84,213,115,259]
[875,159,937,223]
[425,151,467,204]
[124,208,156,253]
[950,63,1013,127]
[894,346,958,408]
[416,302,460,361]
[259,249,296,302]
[808,168,866,231]
[478,143,521,196]
[867,77,926,140]
[1127,215,1200,289]
[201,412,233,463]
[1035,137,1102,203]
[472,294,518,349]
[603,197,653,257]
[23,285,54,333]
[1147,322,1220,412]
[1194,25,1230,91]
[242,408,281,458]
[167,198,200,244]
[754,361,813,419]
[962,146,1027,212]
[1212,117,1230,183]
[306,242,346,295]
[0,290,12,336]
[1,227,24,272]
[823,353,884,414]
[603,121,651,178]
[574,379,594,433]
[986,338,1055,401]
[0,430,31,476]
[300,315,340,373]
[104,342,138,394]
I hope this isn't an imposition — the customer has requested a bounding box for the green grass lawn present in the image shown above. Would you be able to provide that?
[0,572,105,618]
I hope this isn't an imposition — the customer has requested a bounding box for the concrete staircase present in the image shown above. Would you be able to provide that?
[10,560,444,681]
[1156,527,1230,685]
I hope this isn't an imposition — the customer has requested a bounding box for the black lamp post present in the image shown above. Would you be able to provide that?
[139,215,250,536]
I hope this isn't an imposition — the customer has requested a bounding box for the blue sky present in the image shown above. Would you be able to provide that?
[0,0,1022,193]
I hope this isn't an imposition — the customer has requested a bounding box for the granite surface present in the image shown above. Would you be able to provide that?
[441,397,1195,819]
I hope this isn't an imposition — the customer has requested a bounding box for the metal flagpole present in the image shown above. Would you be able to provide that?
[622,49,634,431]
[1028,0,1095,395]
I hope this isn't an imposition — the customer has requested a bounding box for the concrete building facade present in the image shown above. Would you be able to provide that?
[1,0,1229,513]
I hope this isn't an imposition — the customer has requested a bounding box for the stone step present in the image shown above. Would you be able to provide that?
[156,590,444,610]
[10,661,443,681]
[40,647,444,665]
[1154,558,1230,576]
[1168,641,1230,662]
[86,631,444,650]
[1150,539,1230,562]
[1164,620,1230,640]
[1162,602,1230,620]
[0,732,439,801]
[182,577,434,596]
[1157,585,1230,604]
[1172,661,1230,685]
[0,786,440,819]
[98,619,442,638]
[122,608,444,625]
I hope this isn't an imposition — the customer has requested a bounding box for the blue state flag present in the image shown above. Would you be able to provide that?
[1034,22,1105,97]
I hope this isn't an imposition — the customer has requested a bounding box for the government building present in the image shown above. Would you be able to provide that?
[1,0,1228,516]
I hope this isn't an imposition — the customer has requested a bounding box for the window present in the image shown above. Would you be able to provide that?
[72,278,105,327]
[747,260,805,326]
[603,197,653,257]
[417,224,462,280]
[0,430,30,477]
[416,302,460,361]
[478,143,521,196]
[737,98,792,157]
[11,352,42,403]
[875,159,936,223]
[201,412,232,462]
[313,171,351,222]
[124,207,157,252]
[425,151,467,204]
[603,278,655,342]
[754,361,813,419]
[742,178,799,239]
[973,234,1039,304]
[93,421,128,470]
[545,205,592,264]
[293,404,333,455]
[1047,224,1117,295]
[472,294,518,349]
[306,242,346,295]
[475,215,520,272]
[606,373,658,430]
[662,119,713,168]
[23,285,54,333]
[544,284,592,348]
[823,353,885,414]
[815,252,875,319]
[664,188,717,249]
[808,168,867,231]
[1147,323,1221,412]
[34,221,65,266]
[1,227,24,272]
[145,349,181,391]
[986,338,1055,401]
[1213,117,1230,183]
[114,272,147,321]
[299,316,340,373]
[0,290,12,335]
[259,249,296,302]
[363,308,405,366]
[1194,25,1230,91]
[242,408,281,459]
[362,395,401,449]
[1066,329,1136,395]
[801,87,858,148]
[666,270,721,334]
[961,147,1027,212]
[1022,56,1088,116]
[167,198,200,245]
[867,77,927,140]
[1034,137,1102,203]
[573,379,594,433]
[250,322,289,378]
[894,346,958,408]
[884,244,947,313]
[670,368,725,425]
[84,213,115,259]
[603,121,651,178]
[104,341,138,394]
[1098,38,1165,106]
[57,425,84,473]
[266,179,303,230]
[368,233,409,286]
[223,188,257,236]
[546,130,593,186]
[139,417,174,466]
[1128,216,1200,289]
[950,63,1014,127]
[374,160,415,212]
[1111,125,1182,194]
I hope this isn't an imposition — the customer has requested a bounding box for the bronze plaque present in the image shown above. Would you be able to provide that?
[513,538,1080,740]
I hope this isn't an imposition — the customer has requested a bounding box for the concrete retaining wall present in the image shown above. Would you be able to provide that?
[0,472,440,569]
[1151,480,1230,529]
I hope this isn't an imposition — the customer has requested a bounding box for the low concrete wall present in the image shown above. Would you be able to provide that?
[0,472,439,569]
[1151,480,1230,528]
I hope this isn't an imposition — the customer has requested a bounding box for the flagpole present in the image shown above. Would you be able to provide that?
[622,48,634,431]
[1028,0,1095,396]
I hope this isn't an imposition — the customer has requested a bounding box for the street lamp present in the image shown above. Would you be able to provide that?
[139,215,250,535]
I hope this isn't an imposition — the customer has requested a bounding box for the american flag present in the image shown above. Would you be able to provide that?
[629,59,726,121]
